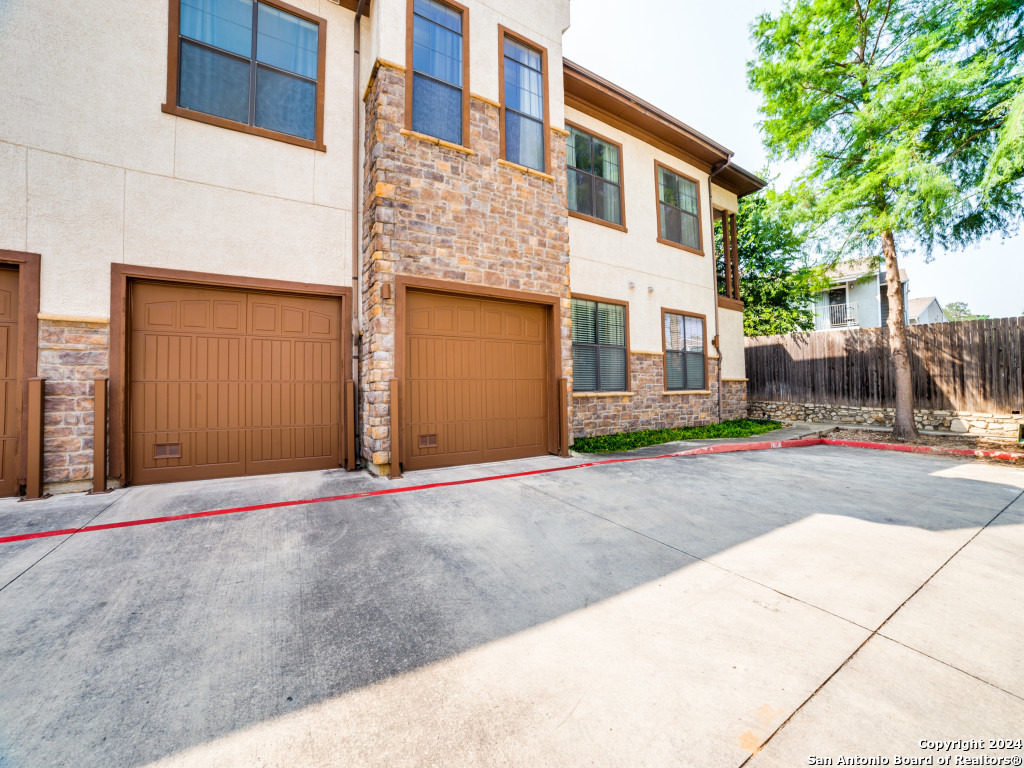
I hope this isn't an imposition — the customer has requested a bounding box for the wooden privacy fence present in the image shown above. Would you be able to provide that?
[745,317,1024,414]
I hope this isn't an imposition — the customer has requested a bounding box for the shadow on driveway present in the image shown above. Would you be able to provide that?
[0,444,1021,767]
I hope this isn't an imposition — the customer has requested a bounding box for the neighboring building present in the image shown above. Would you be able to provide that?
[812,259,909,331]
[907,297,947,325]
[0,0,763,495]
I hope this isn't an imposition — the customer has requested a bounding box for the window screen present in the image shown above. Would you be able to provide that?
[658,166,700,250]
[177,0,320,141]
[568,127,622,226]
[411,0,463,145]
[503,37,545,171]
[572,298,627,392]
[664,313,705,390]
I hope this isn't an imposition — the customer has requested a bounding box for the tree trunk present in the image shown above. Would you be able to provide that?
[881,230,919,440]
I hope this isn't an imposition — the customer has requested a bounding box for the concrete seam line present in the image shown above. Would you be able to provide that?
[514,478,874,633]
[735,487,1024,767]
[0,438,822,545]
[0,492,129,594]
[875,634,1024,703]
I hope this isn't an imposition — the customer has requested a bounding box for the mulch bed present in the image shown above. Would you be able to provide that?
[827,427,1024,465]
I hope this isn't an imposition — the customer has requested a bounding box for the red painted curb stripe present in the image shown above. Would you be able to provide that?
[821,438,1024,462]
[0,436,819,545]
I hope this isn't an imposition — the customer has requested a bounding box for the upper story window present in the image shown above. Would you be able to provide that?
[656,162,703,253]
[166,0,325,149]
[409,0,467,146]
[663,311,706,391]
[500,30,547,172]
[571,297,628,392]
[567,125,624,228]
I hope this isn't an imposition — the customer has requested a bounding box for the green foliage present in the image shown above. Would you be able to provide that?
[944,300,990,321]
[571,419,783,454]
[715,189,824,336]
[747,0,1024,257]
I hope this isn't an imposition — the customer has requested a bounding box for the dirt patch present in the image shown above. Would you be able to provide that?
[827,428,1024,465]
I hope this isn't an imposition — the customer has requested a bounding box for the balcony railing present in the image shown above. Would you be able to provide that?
[815,303,859,330]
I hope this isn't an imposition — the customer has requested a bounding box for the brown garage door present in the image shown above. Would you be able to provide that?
[403,290,550,471]
[0,267,18,496]
[130,282,342,485]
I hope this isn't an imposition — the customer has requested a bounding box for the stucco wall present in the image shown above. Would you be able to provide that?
[718,306,745,380]
[0,0,358,318]
[564,105,728,368]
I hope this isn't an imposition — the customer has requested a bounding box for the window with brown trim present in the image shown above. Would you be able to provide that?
[499,28,548,172]
[663,310,706,390]
[567,125,624,228]
[656,162,703,253]
[572,297,627,392]
[407,0,469,146]
[163,0,326,149]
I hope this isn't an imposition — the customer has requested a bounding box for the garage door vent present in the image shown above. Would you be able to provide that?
[418,434,438,449]
[154,443,182,459]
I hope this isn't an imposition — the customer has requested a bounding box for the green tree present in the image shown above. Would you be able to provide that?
[715,192,821,336]
[748,0,1024,439]
[944,300,990,321]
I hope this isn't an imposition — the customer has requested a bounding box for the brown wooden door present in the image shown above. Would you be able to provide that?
[0,268,19,496]
[404,290,550,471]
[130,282,342,485]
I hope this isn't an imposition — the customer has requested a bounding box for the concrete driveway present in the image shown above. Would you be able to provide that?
[1,443,1022,768]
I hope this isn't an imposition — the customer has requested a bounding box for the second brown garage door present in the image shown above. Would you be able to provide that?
[403,290,551,471]
[130,282,342,485]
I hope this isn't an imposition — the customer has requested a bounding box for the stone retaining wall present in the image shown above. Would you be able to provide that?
[748,400,1022,439]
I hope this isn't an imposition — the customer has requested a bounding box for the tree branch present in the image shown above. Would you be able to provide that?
[868,0,894,65]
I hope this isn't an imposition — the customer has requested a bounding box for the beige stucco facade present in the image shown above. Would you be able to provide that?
[0,0,760,493]
[564,105,745,379]
[0,0,358,319]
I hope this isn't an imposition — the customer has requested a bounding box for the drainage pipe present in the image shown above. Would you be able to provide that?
[707,159,730,425]
[350,0,368,467]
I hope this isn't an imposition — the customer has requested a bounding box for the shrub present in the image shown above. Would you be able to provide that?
[571,419,782,454]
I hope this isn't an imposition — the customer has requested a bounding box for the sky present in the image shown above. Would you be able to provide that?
[561,0,1023,318]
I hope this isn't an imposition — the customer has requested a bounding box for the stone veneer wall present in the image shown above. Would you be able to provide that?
[721,379,748,422]
[38,319,109,492]
[361,61,571,472]
[748,400,1022,439]
[572,353,724,438]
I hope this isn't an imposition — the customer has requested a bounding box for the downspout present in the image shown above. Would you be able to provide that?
[351,0,368,467]
[707,158,730,424]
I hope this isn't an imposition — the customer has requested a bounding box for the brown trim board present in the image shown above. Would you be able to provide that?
[498,25,551,175]
[404,0,472,152]
[660,307,709,393]
[569,292,631,393]
[109,263,353,485]
[717,295,744,312]
[0,250,40,490]
[564,119,628,233]
[393,275,565,469]
[162,0,329,151]
[654,160,705,256]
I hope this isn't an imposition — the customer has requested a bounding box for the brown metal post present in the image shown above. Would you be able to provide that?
[344,379,356,470]
[558,378,570,457]
[389,379,402,479]
[24,377,45,500]
[92,378,108,493]
[720,211,732,299]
